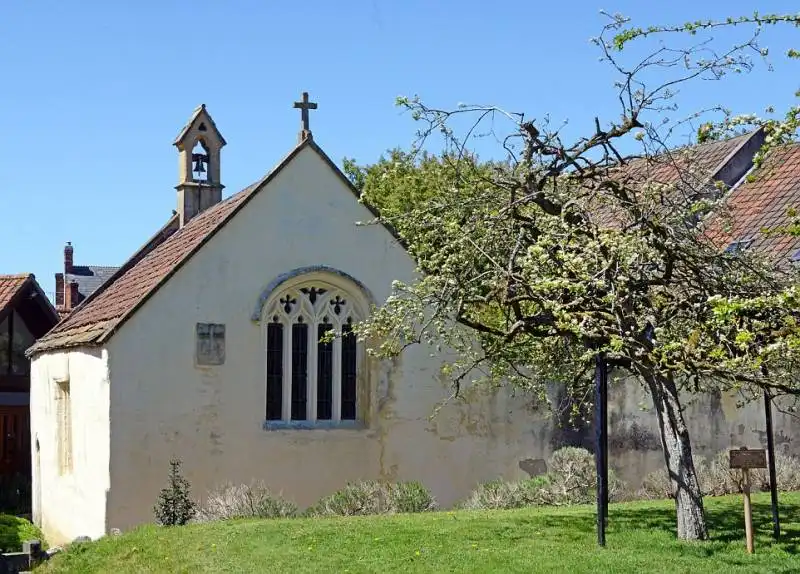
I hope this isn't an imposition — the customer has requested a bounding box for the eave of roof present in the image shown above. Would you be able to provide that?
[0,273,59,325]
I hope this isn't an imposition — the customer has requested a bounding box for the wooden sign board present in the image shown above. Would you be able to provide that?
[730,448,767,470]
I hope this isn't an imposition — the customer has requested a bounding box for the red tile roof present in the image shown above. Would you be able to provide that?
[30,138,363,354]
[704,142,800,262]
[587,131,760,230]
[0,274,33,313]
[0,274,59,328]
[29,183,260,352]
[621,132,753,186]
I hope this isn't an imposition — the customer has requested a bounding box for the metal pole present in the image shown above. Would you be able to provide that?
[602,358,609,527]
[594,352,608,546]
[764,390,780,538]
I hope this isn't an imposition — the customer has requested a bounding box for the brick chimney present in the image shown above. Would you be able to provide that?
[64,280,79,311]
[64,241,74,274]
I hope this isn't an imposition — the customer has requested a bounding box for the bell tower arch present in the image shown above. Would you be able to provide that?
[173,104,226,226]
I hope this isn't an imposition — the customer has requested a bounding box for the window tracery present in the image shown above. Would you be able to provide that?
[264,277,363,425]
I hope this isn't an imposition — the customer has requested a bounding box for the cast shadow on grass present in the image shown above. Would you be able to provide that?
[526,498,800,551]
[705,500,800,550]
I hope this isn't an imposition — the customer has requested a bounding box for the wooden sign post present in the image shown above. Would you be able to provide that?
[730,446,767,554]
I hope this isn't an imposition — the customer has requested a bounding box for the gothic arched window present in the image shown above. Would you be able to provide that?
[263,275,366,426]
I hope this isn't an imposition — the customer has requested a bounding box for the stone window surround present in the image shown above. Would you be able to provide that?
[53,374,73,475]
[254,267,374,431]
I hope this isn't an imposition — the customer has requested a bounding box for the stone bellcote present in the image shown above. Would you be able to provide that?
[173,104,226,227]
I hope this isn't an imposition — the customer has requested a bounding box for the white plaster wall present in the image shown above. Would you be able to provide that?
[29,347,110,545]
[105,146,544,532]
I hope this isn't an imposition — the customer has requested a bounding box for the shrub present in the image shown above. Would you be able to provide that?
[637,469,674,500]
[461,447,625,510]
[697,451,743,496]
[307,481,388,517]
[761,453,800,491]
[306,480,437,517]
[636,450,800,500]
[545,447,598,505]
[196,481,297,521]
[389,481,437,513]
[695,450,800,496]
[154,458,196,526]
[459,476,552,510]
[0,514,44,553]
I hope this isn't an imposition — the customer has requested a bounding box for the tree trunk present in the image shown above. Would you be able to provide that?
[644,371,708,541]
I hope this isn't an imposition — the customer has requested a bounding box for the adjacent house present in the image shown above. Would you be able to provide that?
[0,274,59,511]
[54,242,119,318]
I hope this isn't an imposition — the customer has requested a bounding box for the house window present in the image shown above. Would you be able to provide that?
[55,378,72,474]
[724,238,754,255]
[263,278,365,426]
[0,311,35,383]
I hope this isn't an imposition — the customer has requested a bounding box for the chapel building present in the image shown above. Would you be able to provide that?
[26,98,538,544]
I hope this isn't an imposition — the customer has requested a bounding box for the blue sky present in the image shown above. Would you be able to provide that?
[2,0,799,297]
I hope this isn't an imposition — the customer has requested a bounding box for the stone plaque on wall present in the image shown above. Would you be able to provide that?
[196,323,225,366]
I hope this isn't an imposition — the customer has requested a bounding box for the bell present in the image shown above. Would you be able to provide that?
[192,153,207,173]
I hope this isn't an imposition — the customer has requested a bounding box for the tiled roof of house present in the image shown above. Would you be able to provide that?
[620,131,755,186]
[29,138,352,354]
[704,142,800,263]
[68,265,120,302]
[586,131,763,230]
[0,274,32,312]
[0,274,59,325]
[28,188,256,352]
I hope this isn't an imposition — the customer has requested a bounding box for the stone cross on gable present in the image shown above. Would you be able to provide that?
[293,91,318,143]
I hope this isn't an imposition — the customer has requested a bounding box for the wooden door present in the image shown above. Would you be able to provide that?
[0,406,30,477]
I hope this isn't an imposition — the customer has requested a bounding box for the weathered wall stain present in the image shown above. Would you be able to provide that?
[518,458,547,477]
[377,355,399,482]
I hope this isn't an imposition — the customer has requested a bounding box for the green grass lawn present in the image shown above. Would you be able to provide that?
[39,492,800,573]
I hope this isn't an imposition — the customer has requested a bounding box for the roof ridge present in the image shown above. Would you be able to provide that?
[0,273,33,279]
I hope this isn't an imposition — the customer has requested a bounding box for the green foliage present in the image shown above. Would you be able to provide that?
[390,481,439,513]
[153,458,196,526]
[609,12,800,51]
[195,481,297,521]
[305,480,437,517]
[0,514,44,553]
[36,493,800,573]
